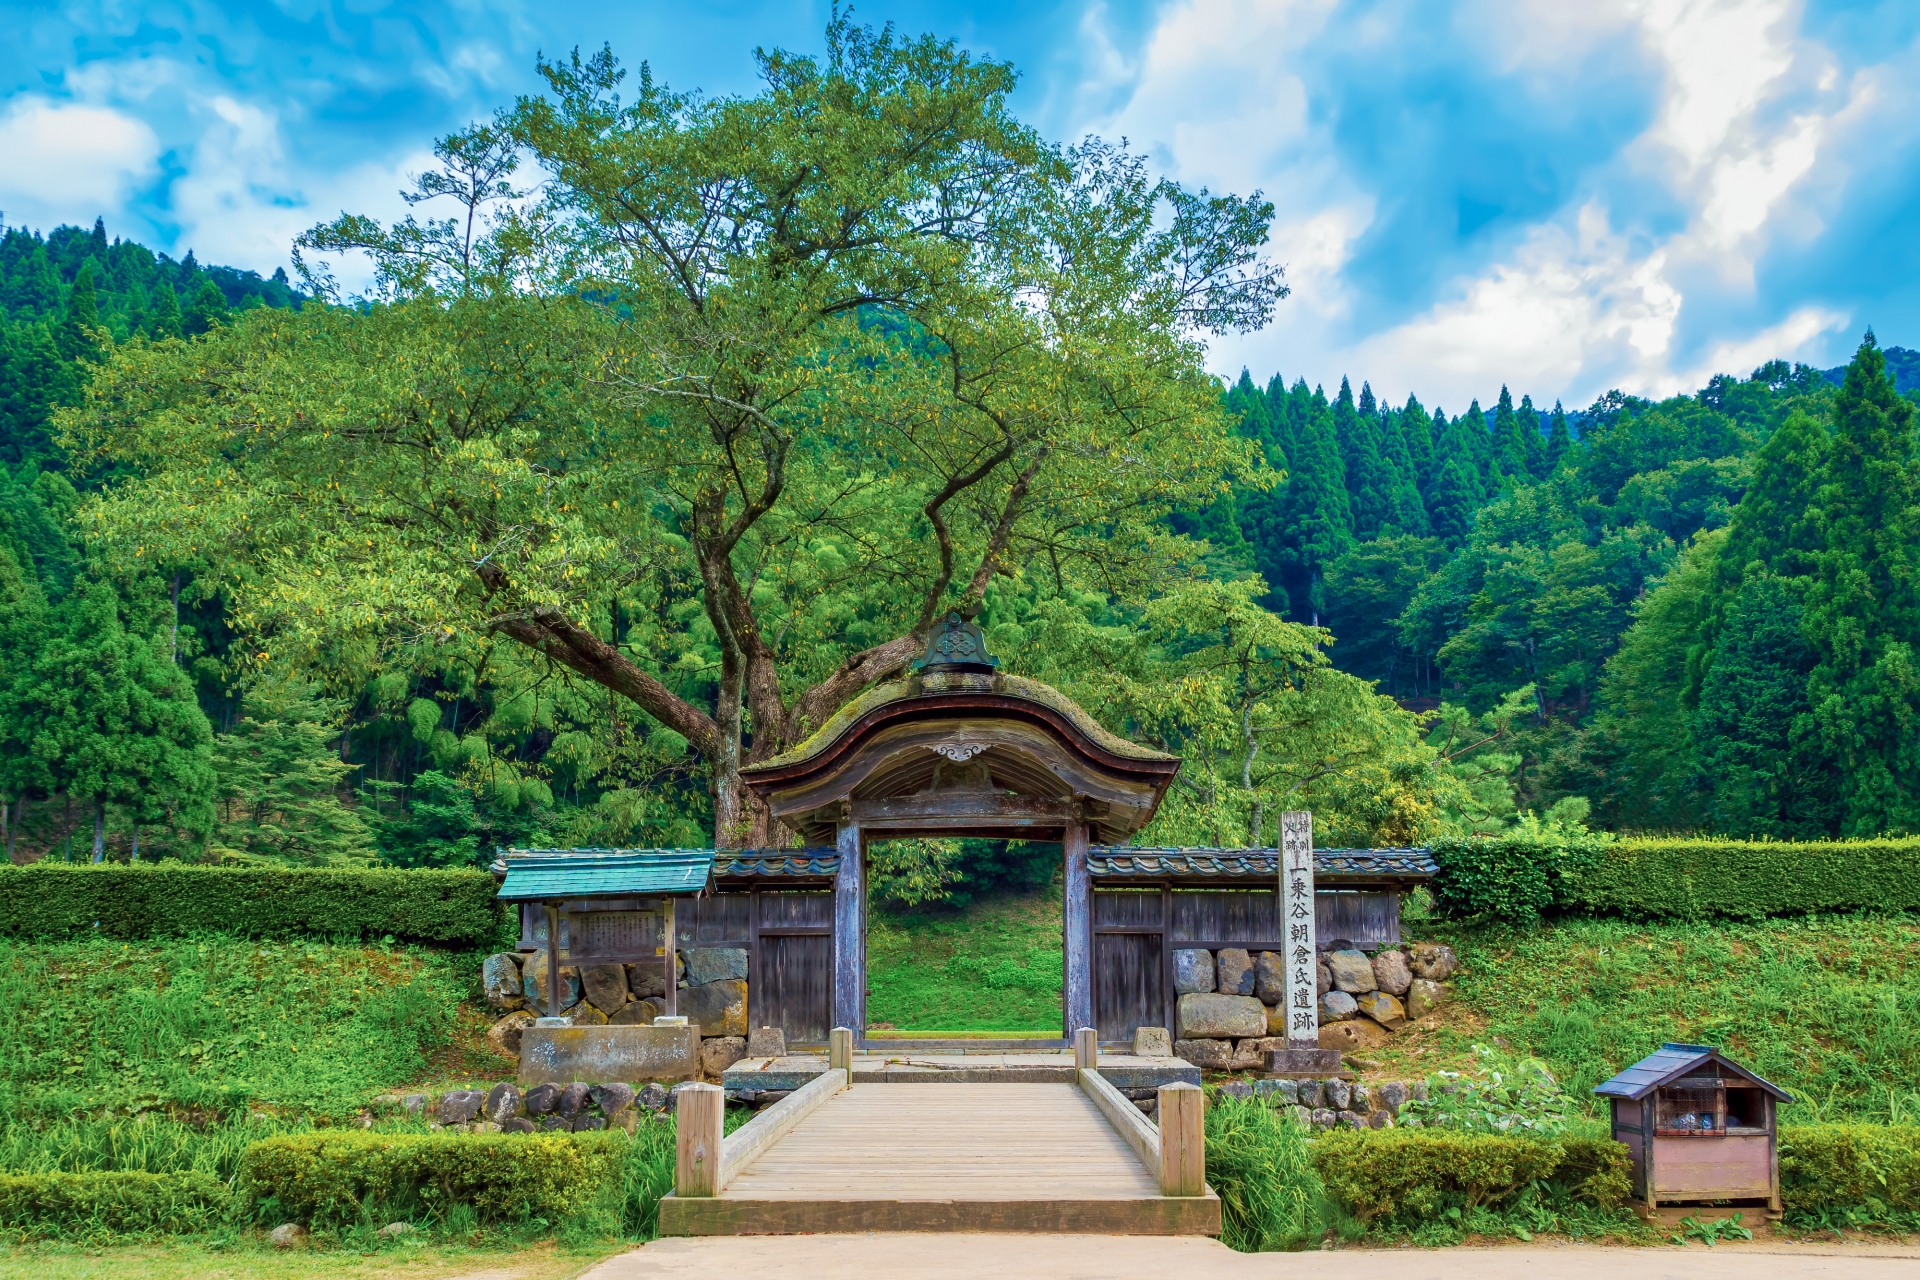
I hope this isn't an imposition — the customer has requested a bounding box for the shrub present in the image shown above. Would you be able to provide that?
[0,1170,228,1237]
[1430,835,1605,923]
[1312,1129,1565,1223]
[1552,1136,1633,1212]
[1205,1094,1329,1251]
[1399,1044,1572,1133]
[1567,838,1920,920]
[0,864,508,945]
[238,1131,628,1231]
[1779,1124,1920,1224]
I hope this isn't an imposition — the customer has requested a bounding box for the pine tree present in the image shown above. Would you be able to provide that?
[183,279,228,336]
[1239,381,1351,622]
[1490,385,1530,482]
[1402,394,1435,495]
[1337,377,1395,538]
[146,281,183,339]
[1518,394,1546,478]
[1460,398,1496,491]
[1425,457,1481,545]
[1546,401,1572,473]
[1377,400,1429,535]
[55,262,101,362]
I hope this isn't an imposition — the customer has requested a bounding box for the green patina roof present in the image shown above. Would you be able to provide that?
[495,848,714,901]
[751,673,1175,773]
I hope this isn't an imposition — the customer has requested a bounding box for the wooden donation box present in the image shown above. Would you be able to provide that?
[1594,1042,1790,1215]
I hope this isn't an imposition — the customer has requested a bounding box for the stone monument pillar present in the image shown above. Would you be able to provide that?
[1265,810,1342,1075]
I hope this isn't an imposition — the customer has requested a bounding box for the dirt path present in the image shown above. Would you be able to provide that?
[580,1234,1920,1280]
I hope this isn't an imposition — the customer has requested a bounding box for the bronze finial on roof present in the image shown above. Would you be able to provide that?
[912,611,1000,674]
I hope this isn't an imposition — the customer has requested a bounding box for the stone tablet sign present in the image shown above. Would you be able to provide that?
[1266,810,1342,1075]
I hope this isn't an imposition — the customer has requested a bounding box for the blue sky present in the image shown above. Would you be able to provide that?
[3,1,1918,409]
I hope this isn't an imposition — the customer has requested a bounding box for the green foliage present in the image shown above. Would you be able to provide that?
[1430,833,1606,923]
[0,1114,323,1180]
[0,864,505,944]
[1204,1093,1331,1252]
[0,1170,228,1239]
[208,694,375,864]
[866,891,1063,1031]
[1568,836,1920,918]
[1400,1044,1573,1133]
[0,934,465,1121]
[238,1131,625,1232]
[1310,1129,1565,1222]
[1779,1123,1920,1230]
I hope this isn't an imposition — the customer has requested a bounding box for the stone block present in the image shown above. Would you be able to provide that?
[1408,942,1459,981]
[1324,1077,1351,1110]
[1287,1105,1311,1128]
[1265,1046,1344,1075]
[681,979,748,1038]
[638,1082,669,1112]
[1296,1079,1324,1108]
[521,948,581,1014]
[1326,949,1378,994]
[1350,1082,1373,1114]
[564,1000,609,1026]
[483,953,526,1010]
[1338,1111,1366,1129]
[517,1025,701,1087]
[701,1035,747,1076]
[557,1082,592,1118]
[593,1082,636,1115]
[524,1083,560,1115]
[1215,948,1255,996]
[1229,1038,1265,1070]
[1320,990,1358,1022]
[1376,1080,1410,1114]
[436,1090,484,1125]
[1254,951,1284,1004]
[269,1223,307,1250]
[483,1082,522,1123]
[1407,978,1451,1021]
[486,1010,537,1059]
[1317,957,1332,996]
[401,1093,427,1114]
[1173,949,1215,995]
[1310,1107,1336,1129]
[684,947,748,986]
[581,964,630,1015]
[610,998,662,1026]
[500,1118,535,1134]
[1317,1019,1390,1053]
[1132,1026,1173,1057]
[1218,1079,1253,1099]
[1174,1038,1231,1070]
[747,1025,786,1057]
[1369,1110,1392,1129]
[573,1114,606,1131]
[1356,989,1406,1030]
[1265,1003,1286,1036]
[1177,992,1267,1039]
[626,960,669,999]
[1253,1078,1299,1104]
[1371,950,1413,996]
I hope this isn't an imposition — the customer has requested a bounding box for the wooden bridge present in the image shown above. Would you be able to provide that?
[658,1031,1221,1236]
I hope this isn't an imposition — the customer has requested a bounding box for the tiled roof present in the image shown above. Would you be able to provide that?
[1593,1042,1792,1101]
[494,848,713,900]
[715,850,842,879]
[1086,846,1437,880]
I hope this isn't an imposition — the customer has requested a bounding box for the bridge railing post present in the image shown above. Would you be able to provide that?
[1157,1082,1205,1197]
[829,1026,854,1081]
[1073,1026,1098,1069]
[674,1082,725,1197]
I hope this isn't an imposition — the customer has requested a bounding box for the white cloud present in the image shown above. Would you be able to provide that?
[0,97,160,227]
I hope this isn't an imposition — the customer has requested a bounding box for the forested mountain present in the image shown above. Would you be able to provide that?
[1214,340,1920,837]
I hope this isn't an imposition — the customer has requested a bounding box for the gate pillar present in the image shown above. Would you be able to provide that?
[1063,819,1093,1036]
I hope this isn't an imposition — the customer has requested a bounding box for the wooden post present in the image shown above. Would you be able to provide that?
[829,1026,853,1080]
[545,900,563,1017]
[832,820,864,1037]
[1074,1026,1098,1069]
[1063,819,1092,1037]
[1158,1082,1205,1197]
[674,1082,725,1197]
[663,895,677,1020]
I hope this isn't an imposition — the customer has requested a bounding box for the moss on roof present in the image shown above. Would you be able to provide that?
[750,673,1173,773]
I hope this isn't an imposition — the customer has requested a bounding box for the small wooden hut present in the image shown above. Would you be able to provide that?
[1594,1043,1791,1215]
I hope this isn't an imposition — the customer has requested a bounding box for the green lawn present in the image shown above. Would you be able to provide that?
[867,891,1064,1032]
[0,1239,611,1280]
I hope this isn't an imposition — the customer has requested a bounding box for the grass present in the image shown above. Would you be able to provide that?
[0,1238,615,1279]
[866,890,1064,1032]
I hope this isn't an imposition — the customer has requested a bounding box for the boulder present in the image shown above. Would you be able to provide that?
[1265,1003,1286,1036]
[1173,949,1215,995]
[1411,1080,1430,1103]
[539,1116,571,1132]
[565,1000,609,1026]
[1316,957,1332,996]
[1135,1097,1158,1117]
[610,998,663,1026]
[1356,990,1407,1030]
[747,1025,786,1057]
[401,1093,428,1114]
[1218,1079,1254,1100]
[500,1118,535,1134]
[701,1036,747,1076]
[1173,1038,1231,1070]
[436,1090,484,1125]
[1350,1082,1373,1114]
[1338,1111,1366,1129]
[573,1114,607,1132]
[1371,949,1413,996]
[1177,993,1268,1039]
[1310,1107,1336,1129]
[1133,1026,1173,1058]
[581,964,631,1015]
[1408,942,1459,981]
[524,1083,561,1116]
[483,1082,522,1123]
[1287,1105,1312,1128]
[1254,950,1285,1004]
[1406,979,1451,1021]
[1369,1110,1392,1129]
[486,1010,537,1058]
[1326,949,1378,994]
[1376,1081,1411,1114]
[1317,1019,1390,1052]
[681,980,748,1038]
[521,948,581,1014]
[1229,1039,1265,1071]
[268,1223,308,1250]
[1324,1077,1352,1110]
[627,960,669,999]
[639,1082,670,1112]
[556,1082,592,1118]
[1215,948,1256,996]
[483,953,526,1010]
[684,947,749,986]
[1319,990,1358,1022]
[593,1082,637,1116]
[666,1081,701,1112]
[380,1222,414,1238]
[1297,1079,1324,1108]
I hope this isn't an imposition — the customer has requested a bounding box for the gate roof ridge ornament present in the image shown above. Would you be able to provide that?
[911,611,1000,674]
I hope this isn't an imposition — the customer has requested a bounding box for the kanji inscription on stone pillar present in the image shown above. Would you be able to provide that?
[1280,810,1317,1052]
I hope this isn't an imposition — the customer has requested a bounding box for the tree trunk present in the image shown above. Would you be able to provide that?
[91,799,105,863]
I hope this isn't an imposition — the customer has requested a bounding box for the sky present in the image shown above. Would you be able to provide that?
[3,0,1917,411]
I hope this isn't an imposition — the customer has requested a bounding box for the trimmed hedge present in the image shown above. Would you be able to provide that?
[237,1131,627,1230]
[1310,1129,1628,1223]
[1432,835,1920,922]
[1780,1124,1920,1219]
[0,1171,228,1237]
[0,864,508,945]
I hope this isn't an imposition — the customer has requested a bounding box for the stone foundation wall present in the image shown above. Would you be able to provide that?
[1171,940,1459,1070]
[370,1078,708,1131]
[482,946,752,1079]
[1215,1076,1430,1129]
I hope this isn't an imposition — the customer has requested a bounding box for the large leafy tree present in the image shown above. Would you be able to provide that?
[66,21,1285,844]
